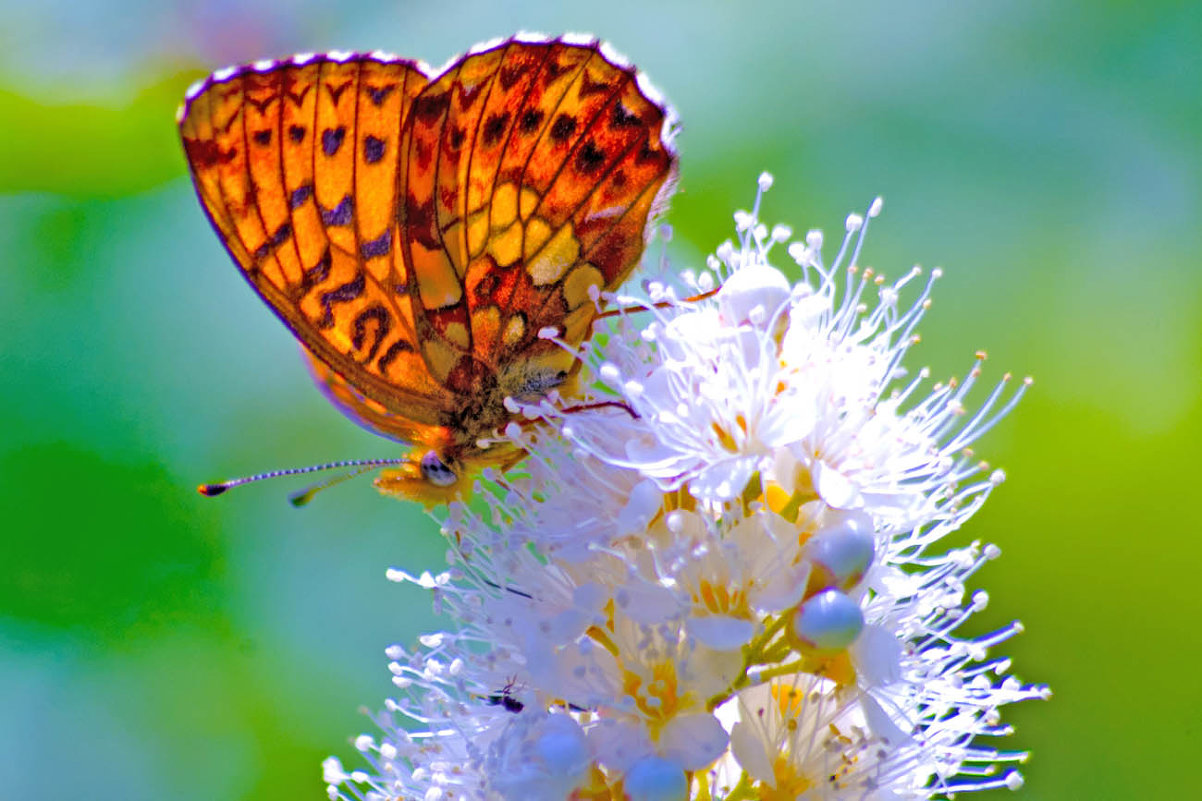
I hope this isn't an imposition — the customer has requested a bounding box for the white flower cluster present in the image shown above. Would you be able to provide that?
[325,176,1048,801]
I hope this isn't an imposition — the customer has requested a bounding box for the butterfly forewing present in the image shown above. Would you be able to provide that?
[180,55,453,429]
[277,61,325,283]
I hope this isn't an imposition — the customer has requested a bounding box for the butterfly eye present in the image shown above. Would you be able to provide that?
[420,451,458,487]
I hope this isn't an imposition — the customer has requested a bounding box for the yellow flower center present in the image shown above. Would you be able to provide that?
[568,766,617,801]
[770,683,805,718]
[696,578,751,618]
[760,755,813,801]
[622,660,691,730]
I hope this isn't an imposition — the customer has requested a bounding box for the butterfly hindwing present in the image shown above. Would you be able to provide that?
[515,41,677,346]
[301,346,435,445]
[399,38,677,395]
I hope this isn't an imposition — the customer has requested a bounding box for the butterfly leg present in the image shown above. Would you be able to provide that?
[595,288,720,320]
[559,399,638,419]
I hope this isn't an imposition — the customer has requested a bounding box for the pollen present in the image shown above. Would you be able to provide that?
[696,579,750,618]
[762,756,813,801]
[622,661,689,726]
[711,421,739,451]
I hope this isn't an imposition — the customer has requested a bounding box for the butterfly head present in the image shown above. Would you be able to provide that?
[374,449,467,508]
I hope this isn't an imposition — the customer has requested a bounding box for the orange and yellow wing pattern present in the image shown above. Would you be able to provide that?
[399,39,677,398]
[179,52,449,431]
[179,36,678,495]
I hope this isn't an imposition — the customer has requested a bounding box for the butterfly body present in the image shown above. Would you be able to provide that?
[179,35,677,504]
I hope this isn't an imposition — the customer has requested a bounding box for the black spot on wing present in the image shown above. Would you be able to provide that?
[294,246,332,298]
[317,271,365,328]
[457,83,484,111]
[498,64,527,90]
[550,114,576,142]
[289,124,306,143]
[320,194,354,226]
[325,81,353,104]
[253,221,292,259]
[519,108,544,135]
[361,230,391,258]
[366,84,396,106]
[405,196,439,249]
[377,338,415,373]
[473,269,498,302]
[575,140,605,173]
[322,126,346,156]
[245,91,276,114]
[183,138,235,169]
[482,112,509,146]
[414,91,450,122]
[289,184,313,209]
[611,102,640,128]
[544,59,568,82]
[351,305,392,362]
[579,71,614,97]
[363,135,386,164]
[284,83,312,107]
[253,129,272,146]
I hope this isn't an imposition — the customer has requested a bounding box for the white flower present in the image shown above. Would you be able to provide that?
[327,175,1047,801]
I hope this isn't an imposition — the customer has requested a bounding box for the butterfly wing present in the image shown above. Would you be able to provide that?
[301,346,438,445]
[399,36,678,397]
[178,53,453,428]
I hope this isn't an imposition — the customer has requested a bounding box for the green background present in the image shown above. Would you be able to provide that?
[2,1,1198,798]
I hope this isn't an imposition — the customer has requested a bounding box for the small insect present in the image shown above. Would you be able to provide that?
[485,677,524,713]
[178,34,677,505]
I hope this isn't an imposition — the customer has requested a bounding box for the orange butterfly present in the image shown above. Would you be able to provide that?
[178,35,678,506]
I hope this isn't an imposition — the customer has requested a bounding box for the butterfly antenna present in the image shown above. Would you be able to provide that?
[288,464,381,507]
[198,458,407,498]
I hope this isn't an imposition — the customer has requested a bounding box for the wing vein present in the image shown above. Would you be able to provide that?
[277,65,307,284]
[349,59,364,276]
[481,43,555,249]
[529,69,632,225]
[524,123,649,324]
[514,45,596,199]
[239,71,279,284]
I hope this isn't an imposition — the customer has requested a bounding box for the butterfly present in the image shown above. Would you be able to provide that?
[177,34,678,506]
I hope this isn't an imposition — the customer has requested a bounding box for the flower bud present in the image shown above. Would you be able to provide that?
[790,588,865,652]
[624,755,686,801]
[805,512,876,590]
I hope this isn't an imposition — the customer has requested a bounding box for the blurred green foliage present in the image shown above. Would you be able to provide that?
[2,1,1199,799]
[0,72,204,196]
